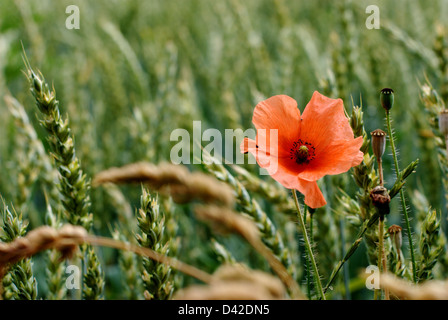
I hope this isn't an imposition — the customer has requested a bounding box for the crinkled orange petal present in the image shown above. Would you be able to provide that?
[297,91,363,181]
[241,137,303,178]
[272,172,326,209]
[240,137,256,154]
[240,137,292,177]
[266,164,326,208]
[252,95,301,158]
[241,138,326,208]
[300,91,355,151]
[296,178,327,209]
[298,137,364,181]
[240,137,275,172]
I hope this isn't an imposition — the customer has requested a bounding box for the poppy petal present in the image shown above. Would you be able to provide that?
[298,136,364,181]
[300,91,354,151]
[270,171,327,209]
[241,137,305,178]
[253,95,301,157]
[296,178,327,209]
[242,142,326,208]
[241,137,280,174]
[240,137,256,154]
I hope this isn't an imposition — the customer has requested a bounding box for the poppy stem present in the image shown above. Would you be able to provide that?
[378,158,384,187]
[292,190,325,300]
[385,110,417,283]
[308,207,316,297]
[377,216,390,300]
[303,205,312,299]
[323,212,379,294]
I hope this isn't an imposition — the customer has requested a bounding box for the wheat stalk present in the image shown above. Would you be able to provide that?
[24,59,104,299]
[93,162,235,207]
[136,188,175,300]
[0,200,37,300]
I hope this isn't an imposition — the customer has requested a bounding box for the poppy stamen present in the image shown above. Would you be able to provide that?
[290,140,315,165]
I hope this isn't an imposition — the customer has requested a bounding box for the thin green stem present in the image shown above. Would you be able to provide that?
[373,284,379,300]
[378,159,384,187]
[378,217,390,300]
[385,110,417,283]
[376,218,384,300]
[292,191,325,300]
[304,205,312,299]
[339,217,351,299]
[308,209,320,298]
[323,212,379,294]
[308,208,315,297]
[309,209,314,247]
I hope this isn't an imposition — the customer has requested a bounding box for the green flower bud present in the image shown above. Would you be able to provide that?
[380,88,394,111]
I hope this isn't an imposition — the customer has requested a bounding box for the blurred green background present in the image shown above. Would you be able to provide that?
[0,0,447,299]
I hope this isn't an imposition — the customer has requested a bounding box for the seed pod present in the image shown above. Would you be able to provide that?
[369,185,390,216]
[388,224,403,252]
[380,88,394,111]
[370,129,387,159]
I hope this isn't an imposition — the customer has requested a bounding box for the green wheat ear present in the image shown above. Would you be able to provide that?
[416,209,446,282]
[40,190,67,300]
[136,188,175,300]
[23,52,104,299]
[0,199,37,300]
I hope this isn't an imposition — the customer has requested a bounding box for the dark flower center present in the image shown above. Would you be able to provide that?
[290,140,315,165]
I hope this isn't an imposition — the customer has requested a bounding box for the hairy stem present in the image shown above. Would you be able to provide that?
[386,110,417,283]
[323,212,379,294]
[377,217,389,300]
[378,159,384,187]
[304,205,312,298]
[292,190,325,300]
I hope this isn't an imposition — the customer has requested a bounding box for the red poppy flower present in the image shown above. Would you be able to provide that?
[241,91,364,208]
